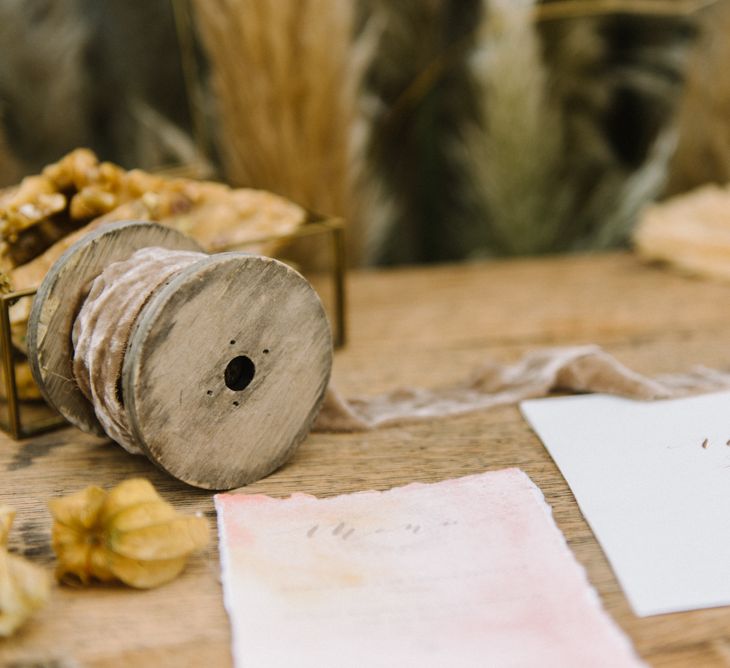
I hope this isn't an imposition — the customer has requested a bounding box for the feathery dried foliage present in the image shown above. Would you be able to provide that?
[462,0,697,256]
[0,0,92,175]
[193,0,362,223]
[463,0,563,255]
[357,0,483,264]
[0,114,23,188]
[535,0,719,21]
[666,0,730,194]
[0,0,199,177]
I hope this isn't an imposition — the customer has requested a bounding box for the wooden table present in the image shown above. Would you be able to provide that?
[3,251,730,667]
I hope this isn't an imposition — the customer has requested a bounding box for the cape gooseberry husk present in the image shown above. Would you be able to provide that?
[49,479,209,589]
[0,505,51,637]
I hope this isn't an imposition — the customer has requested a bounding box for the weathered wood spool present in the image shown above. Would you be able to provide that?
[27,220,333,489]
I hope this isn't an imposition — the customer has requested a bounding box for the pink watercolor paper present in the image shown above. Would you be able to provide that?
[216,470,642,667]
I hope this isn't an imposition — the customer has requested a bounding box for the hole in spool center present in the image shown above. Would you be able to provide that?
[224,355,256,392]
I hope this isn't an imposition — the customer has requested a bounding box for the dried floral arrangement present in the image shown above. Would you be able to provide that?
[666,0,730,194]
[192,0,724,264]
[0,121,22,190]
[0,148,307,400]
[0,0,199,184]
[192,0,368,262]
[192,1,360,222]
[0,148,306,279]
[1,0,728,267]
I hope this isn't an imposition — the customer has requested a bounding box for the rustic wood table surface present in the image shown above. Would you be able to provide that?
[3,251,730,667]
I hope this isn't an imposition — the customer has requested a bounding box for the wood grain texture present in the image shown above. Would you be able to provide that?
[3,251,730,666]
[124,253,332,489]
[27,221,202,436]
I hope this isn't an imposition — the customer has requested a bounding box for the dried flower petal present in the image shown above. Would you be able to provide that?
[50,479,209,588]
[98,479,162,524]
[110,517,210,561]
[107,501,178,533]
[106,554,187,589]
[48,485,106,531]
[0,506,51,637]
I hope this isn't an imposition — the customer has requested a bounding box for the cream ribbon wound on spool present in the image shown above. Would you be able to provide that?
[72,247,202,453]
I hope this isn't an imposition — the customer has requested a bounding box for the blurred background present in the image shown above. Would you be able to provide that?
[0,0,728,266]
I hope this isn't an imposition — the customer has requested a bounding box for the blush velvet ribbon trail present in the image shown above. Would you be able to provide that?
[313,345,730,431]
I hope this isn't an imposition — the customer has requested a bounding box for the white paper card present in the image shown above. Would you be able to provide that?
[521,390,730,617]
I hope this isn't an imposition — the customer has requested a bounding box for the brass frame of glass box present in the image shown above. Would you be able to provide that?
[0,218,347,440]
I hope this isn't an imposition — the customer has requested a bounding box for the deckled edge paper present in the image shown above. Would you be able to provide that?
[216,470,643,667]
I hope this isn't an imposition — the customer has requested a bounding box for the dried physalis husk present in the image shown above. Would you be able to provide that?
[49,479,209,589]
[0,504,51,637]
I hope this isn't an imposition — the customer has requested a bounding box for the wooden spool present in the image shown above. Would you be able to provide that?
[27,220,333,489]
